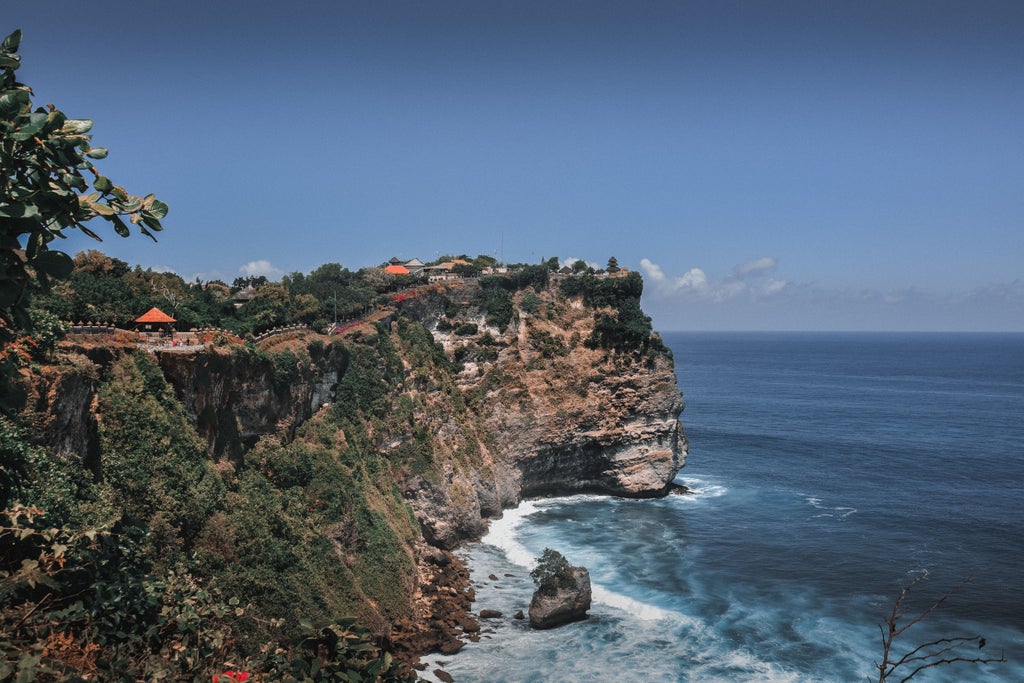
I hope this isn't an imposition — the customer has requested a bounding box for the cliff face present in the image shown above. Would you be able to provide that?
[394,284,686,549]
[22,341,346,465]
[153,342,346,459]
[470,322,685,500]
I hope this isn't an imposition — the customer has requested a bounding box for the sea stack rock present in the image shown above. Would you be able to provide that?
[528,549,592,629]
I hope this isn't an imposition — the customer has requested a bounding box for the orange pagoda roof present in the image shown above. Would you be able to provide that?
[385,264,410,275]
[135,307,176,323]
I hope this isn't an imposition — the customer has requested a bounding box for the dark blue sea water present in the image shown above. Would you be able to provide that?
[424,332,1024,682]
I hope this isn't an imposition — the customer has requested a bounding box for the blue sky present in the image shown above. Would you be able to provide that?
[8,1,1023,330]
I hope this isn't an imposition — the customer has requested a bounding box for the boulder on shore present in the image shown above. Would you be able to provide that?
[528,565,592,629]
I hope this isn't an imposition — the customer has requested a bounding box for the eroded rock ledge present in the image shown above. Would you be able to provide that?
[405,285,687,549]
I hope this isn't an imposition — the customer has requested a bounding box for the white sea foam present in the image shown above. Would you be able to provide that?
[674,476,728,500]
[805,494,857,519]
[690,650,804,683]
[483,498,690,624]
[481,499,543,568]
[590,583,686,623]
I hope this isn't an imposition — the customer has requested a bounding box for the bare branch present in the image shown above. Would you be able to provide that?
[876,572,1005,682]
[900,652,1007,683]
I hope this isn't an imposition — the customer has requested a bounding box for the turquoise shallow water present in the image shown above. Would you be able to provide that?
[424,332,1024,682]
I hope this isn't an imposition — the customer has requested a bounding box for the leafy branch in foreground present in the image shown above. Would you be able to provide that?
[875,571,1005,682]
[1,28,167,327]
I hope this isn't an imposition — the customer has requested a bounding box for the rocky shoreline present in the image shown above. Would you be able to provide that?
[391,545,478,668]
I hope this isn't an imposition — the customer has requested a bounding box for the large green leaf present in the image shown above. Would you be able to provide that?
[110,215,131,238]
[32,250,74,279]
[117,196,142,212]
[93,175,113,193]
[87,201,116,217]
[62,172,87,191]
[85,147,108,159]
[0,89,30,115]
[60,119,93,134]
[11,111,47,141]
[147,199,169,219]
[1,29,21,53]
[0,55,19,69]
[0,202,39,218]
[141,214,163,232]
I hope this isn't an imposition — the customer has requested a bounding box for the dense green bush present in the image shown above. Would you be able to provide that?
[559,270,644,308]
[530,548,577,597]
[519,290,542,315]
[587,298,657,354]
[0,505,413,681]
[471,281,514,332]
[95,352,225,560]
[528,326,568,358]
[559,272,661,353]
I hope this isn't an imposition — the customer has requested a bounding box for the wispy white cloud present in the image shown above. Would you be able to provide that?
[238,259,284,279]
[760,278,789,297]
[735,256,777,277]
[563,256,599,270]
[640,257,788,302]
[640,259,1023,331]
[639,258,666,283]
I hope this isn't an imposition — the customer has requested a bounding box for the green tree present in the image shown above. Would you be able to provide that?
[530,548,577,597]
[232,275,268,290]
[1,29,167,328]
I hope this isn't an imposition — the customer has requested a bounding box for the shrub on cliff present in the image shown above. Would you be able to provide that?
[587,297,657,354]
[94,352,224,560]
[471,280,515,332]
[0,507,413,681]
[530,548,578,597]
[559,270,643,308]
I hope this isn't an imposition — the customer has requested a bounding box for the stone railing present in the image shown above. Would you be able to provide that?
[254,324,310,343]
[70,322,125,335]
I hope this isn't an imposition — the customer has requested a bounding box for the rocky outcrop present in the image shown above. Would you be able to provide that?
[528,564,592,629]
[154,343,345,459]
[413,283,687,530]
[21,339,346,464]
[20,355,101,472]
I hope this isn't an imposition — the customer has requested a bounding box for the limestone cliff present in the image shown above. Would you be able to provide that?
[396,281,687,548]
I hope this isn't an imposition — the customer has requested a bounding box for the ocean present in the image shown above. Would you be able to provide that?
[422,332,1024,682]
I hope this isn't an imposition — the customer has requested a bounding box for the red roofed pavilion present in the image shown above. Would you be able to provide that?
[385,264,410,275]
[135,307,176,333]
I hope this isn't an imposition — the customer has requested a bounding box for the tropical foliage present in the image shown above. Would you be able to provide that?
[559,271,661,353]
[0,30,166,329]
[530,548,577,597]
